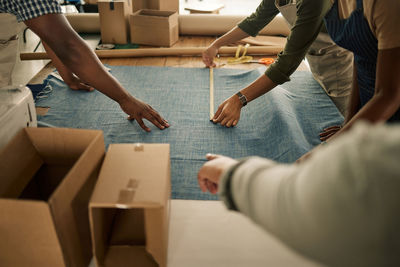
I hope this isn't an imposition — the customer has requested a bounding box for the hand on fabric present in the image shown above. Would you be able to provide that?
[212,95,242,127]
[119,96,169,132]
[197,154,238,194]
[202,45,218,68]
[319,125,342,141]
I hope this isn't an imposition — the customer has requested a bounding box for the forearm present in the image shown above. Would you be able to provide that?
[240,73,277,102]
[55,36,129,103]
[210,26,249,49]
[26,14,130,104]
[42,41,75,82]
[331,49,400,141]
[341,92,400,130]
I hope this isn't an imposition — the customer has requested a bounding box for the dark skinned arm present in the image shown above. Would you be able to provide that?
[42,41,94,91]
[25,14,169,132]
[299,47,400,163]
[328,47,400,141]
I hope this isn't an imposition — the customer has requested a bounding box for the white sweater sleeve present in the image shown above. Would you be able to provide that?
[219,122,400,267]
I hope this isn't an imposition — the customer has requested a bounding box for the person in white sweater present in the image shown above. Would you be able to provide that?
[197,121,400,267]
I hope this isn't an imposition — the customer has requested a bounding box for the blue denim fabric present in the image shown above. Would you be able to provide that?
[36,66,343,200]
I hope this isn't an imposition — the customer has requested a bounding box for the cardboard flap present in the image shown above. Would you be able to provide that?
[90,144,170,207]
[49,130,105,267]
[132,0,179,12]
[131,9,178,28]
[145,207,169,267]
[0,129,43,198]
[26,128,103,165]
[0,200,65,266]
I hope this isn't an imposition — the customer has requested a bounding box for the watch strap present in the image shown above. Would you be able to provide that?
[236,92,247,107]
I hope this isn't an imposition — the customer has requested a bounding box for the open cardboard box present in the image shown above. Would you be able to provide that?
[0,128,105,267]
[132,0,179,13]
[98,0,132,44]
[130,9,179,47]
[90,144,170,267]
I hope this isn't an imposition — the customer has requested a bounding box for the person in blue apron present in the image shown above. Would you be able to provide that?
[0,0,169,132]
[299,0,400,161]
[202,0,354,127]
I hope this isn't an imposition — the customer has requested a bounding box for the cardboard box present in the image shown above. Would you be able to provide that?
[90,144,170,267]
[0,128,105,267]
[98,0,132,44]
[130,9,179,47]
[132,0,179,13]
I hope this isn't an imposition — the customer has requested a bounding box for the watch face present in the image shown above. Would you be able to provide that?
[240,96,247,106]
[237,93,247,106]
[236,92,247,106]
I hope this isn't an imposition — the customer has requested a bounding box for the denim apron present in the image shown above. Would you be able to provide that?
[324,0,400,121]
[276,0,353,115]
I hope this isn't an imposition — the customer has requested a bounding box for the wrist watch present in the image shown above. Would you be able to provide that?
[236,92,247,107]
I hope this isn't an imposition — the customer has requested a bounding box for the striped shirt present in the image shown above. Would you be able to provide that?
[0,0,61,22]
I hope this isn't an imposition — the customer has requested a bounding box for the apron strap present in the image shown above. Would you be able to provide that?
[356,0,363,10]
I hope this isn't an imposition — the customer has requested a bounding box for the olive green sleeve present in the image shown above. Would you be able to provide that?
[239,0,333,85]
[237,0,280,37]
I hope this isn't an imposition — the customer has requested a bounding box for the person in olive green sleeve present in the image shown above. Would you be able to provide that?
[203,0,353,127]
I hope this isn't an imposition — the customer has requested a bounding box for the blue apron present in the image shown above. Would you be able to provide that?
[324,0,400,122]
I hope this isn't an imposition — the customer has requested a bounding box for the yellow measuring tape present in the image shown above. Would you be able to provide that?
[226,44,253,65]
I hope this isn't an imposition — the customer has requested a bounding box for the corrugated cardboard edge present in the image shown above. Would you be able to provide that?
[131,9,178,28]
[48,129,105,267]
